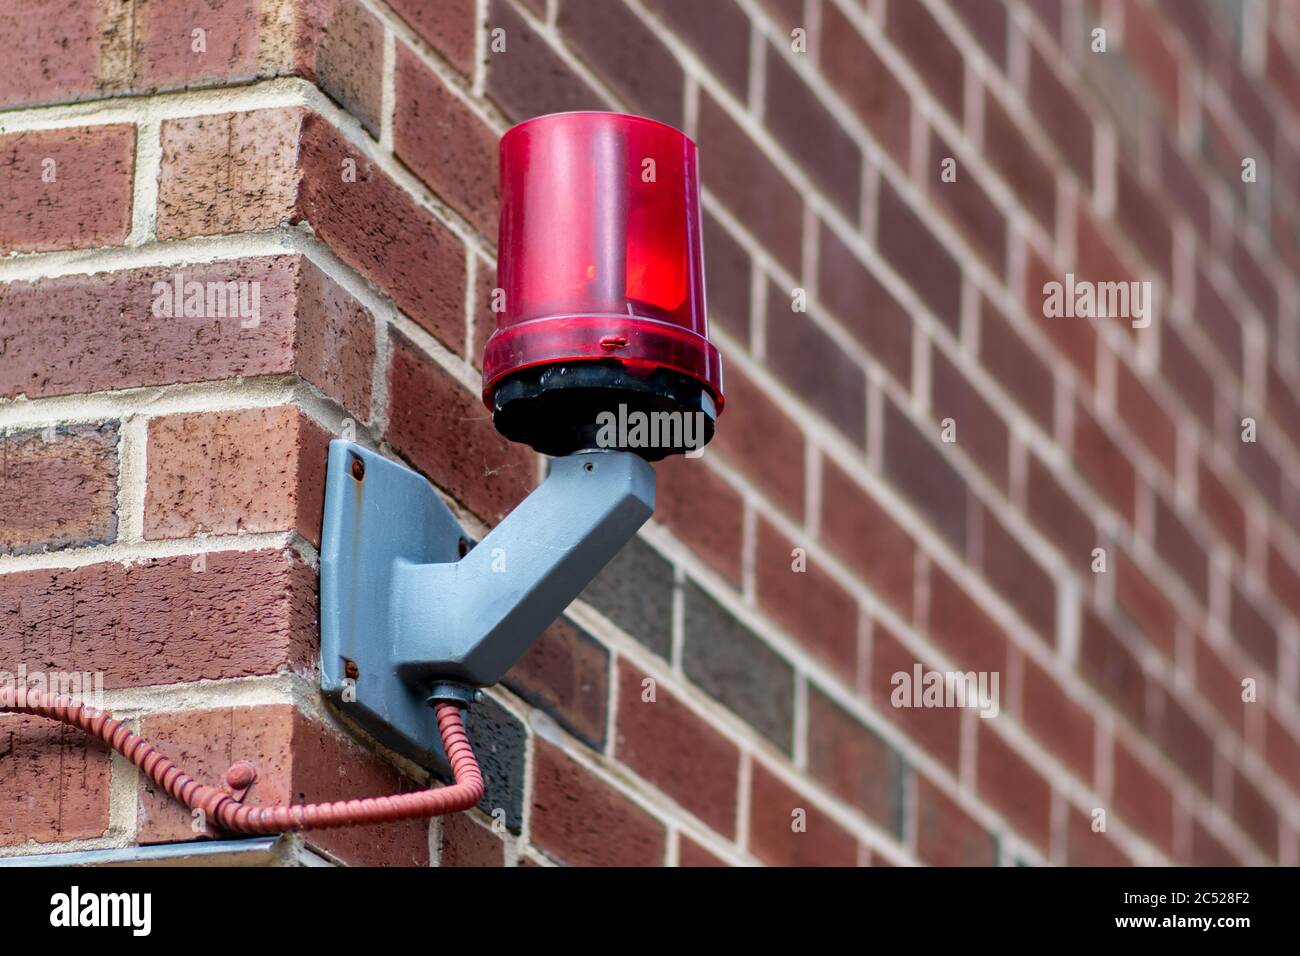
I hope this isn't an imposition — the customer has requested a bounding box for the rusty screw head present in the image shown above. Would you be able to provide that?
[344,659,360,680]
[350,457,365,481]
[225,761,257,791]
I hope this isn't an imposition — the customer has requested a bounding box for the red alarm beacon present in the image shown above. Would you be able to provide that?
[483,111,724,460]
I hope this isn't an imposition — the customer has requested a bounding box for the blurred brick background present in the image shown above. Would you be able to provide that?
[2,0,1300,866]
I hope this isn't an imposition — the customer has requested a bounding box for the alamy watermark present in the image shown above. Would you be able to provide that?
[1042,272,1154,329]
[151,271,261,328]
[595,403,706,454]
[891,664,1000,718]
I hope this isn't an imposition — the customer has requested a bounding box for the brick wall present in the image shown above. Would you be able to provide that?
[3,0,1300,867]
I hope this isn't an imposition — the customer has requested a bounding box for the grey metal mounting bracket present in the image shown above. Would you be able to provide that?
[319,440,655,775]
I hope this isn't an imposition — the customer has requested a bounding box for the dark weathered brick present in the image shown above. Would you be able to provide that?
[466,696,526,833]
[581,536,675,658]
[682,581,795,752]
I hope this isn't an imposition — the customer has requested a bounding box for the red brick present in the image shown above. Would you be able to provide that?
[0,714,111,846]
[930,133,1007,276]
[440,813,505,867]
[1064,806,1133,866]
[1026,455,1096,576]
[386,329,535,526]
[1153,494,1208,597]
[530,739,667,866]
[388,0,476,76]
[1159,321,1216,429]
[1230,584,1278,670]
[294,258,376,420]
[1269,362,1300,454]
[504,618,608,749]
[1154,686,1215,795]
[157,109,303,238]
[1072,399,1137,523]
[915,775,997,866]
[0,0,111,108]
[132,0,266,91]
[1231,766,1277,859]
[702,211,751,342]
[678,834,727,867]
[615,662,740,838]
[711,364,806,519]
[309,0,385,136]
[1078,607,1145,728]
[978,298,1054,433]
[485,0,605,120]
[1026,247,1097,386]
[870,622,962,770]
[883,397,968,550]
[748,761,857,866]
[0,423,118,555]
[984,91,1056,229]
[1019,654,1094,784]
[885,0,963,119]
[1265,711,1300,797]
[756,519,858,682]
[765,42,861,218]
[145,406,330,546]
[930,347,1010,491]
[296,112,468,350]
[818,222,912,387]
[473,254,498,368]
[820,2,910,166]
[1268,542,1300,623]
[0,257,372,417]
[1112,741,1174,854]
[394,43,499,237]
[1114,550,1178,658]
[159,109,467,351]
[653,456,744,585]
[1115,360,1177,478]
[558,0,684,127]
[821,461,915,618]
[766,281,868,446]
[807,685,904,835]
[1195,635,1247,736]
[698,93,803,274]
[1160,131,1211,239]
[877,181,962,331]
[1027,46,1093,187]
[976,723,1052,852]
[951,0,1007,65]
[1121,0,1180,117]
[137,704,429,866]
[0,550,318,689]
[1190,817,1243,866]
[927,566,1008,674]
[1197,457,1247,558]
[1114,162,1173,278]
[0,125,134,254]
[979,507,1055,642]
[642,0,749,97]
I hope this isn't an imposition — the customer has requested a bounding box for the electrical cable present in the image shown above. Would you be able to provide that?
[0,685,483,834]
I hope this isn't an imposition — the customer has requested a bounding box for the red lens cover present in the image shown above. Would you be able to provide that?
[484,111,724,409]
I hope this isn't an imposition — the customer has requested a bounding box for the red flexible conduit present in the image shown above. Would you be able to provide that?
[0,685,484,834]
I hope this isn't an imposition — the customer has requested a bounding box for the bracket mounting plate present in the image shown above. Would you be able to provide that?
[319,440,467,776]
